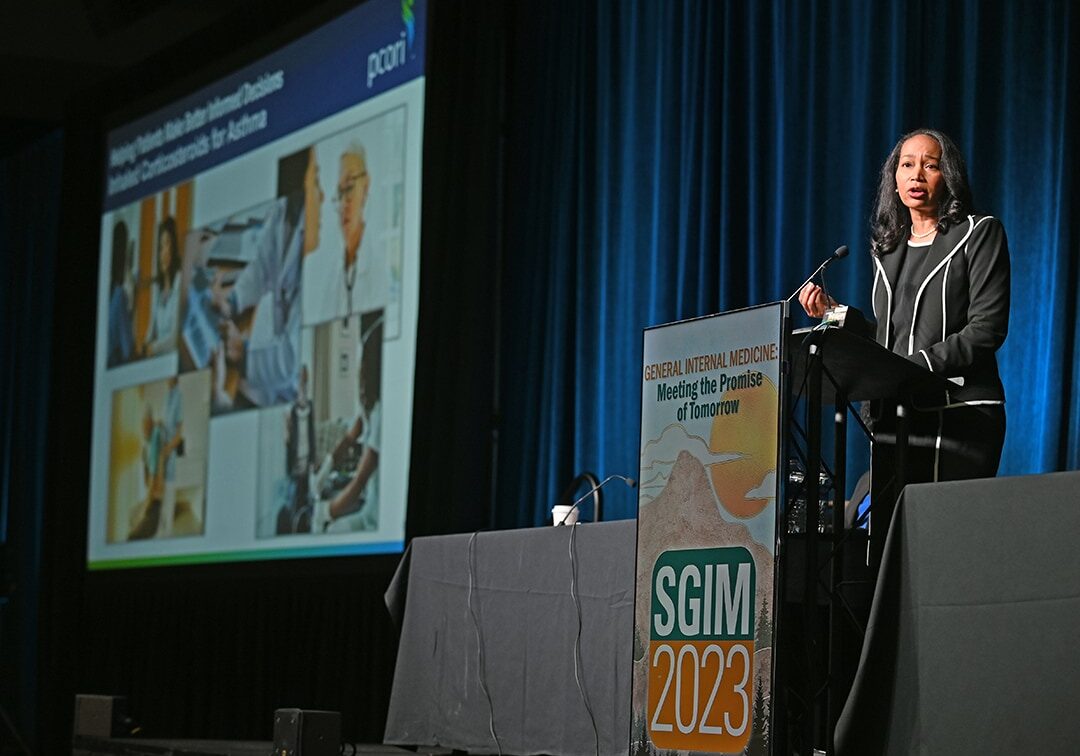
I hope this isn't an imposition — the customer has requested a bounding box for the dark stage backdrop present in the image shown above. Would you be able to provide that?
[0,131,61,749]
[497,0,1080,528]
[3,0,1079,751]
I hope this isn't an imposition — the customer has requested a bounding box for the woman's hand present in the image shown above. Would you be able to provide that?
[211,271,233,318]
[798,282,838,319]
[218,319,245,365]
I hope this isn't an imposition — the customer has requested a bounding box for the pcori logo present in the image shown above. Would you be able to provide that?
[366,32,408,88]
[366,0,416,89]
[648,547,756,752]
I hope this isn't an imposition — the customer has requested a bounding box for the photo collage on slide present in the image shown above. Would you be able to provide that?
[102,106,408,546]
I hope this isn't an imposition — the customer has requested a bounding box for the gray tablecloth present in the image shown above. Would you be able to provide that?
[836,471,1080,754]
[384,520,637,755]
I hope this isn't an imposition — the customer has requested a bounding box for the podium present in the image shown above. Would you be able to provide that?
[788,324,952,562]
[630,303,951,755]
[784,322,951,753]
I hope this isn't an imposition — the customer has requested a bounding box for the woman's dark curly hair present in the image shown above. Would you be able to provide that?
[155,216,181,288]
[277,146,313,233]
[870,128,973,256]
[110,219,130,288]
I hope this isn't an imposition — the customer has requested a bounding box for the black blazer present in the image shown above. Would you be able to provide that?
[870,214,1010,408]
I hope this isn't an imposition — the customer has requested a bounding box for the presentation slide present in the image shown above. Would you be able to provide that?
[87,0,426,569]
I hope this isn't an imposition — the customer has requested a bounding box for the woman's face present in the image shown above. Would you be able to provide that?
[894,134,944,216]
[302,149,324,254]
[159,229,173,273]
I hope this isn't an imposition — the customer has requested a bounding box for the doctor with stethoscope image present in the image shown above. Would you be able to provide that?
[210,145,324,409]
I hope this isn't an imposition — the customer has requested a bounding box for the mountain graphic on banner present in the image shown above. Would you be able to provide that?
[632,449,774,723]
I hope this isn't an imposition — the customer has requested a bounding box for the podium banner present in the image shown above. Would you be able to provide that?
[631,303,783,755]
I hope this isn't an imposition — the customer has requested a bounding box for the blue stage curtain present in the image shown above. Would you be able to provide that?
[0,130,61,742]
[497,0,1080,527]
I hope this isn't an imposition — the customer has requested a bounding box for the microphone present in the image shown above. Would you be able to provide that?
[556,474,637,526]
[786,245,849,303]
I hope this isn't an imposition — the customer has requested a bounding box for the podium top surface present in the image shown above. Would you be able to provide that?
[788,326,952,404]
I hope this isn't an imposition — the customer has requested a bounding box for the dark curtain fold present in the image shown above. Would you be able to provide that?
[407,0,504,537]
[0,130,61,744]
[498,0,1080,527]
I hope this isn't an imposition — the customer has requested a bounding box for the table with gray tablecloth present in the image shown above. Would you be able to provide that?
[836,471,1080,754]
[384,473,1080,755]
[383,520,637,755]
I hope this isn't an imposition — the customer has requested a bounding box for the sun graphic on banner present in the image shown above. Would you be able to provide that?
[706,376,778,518]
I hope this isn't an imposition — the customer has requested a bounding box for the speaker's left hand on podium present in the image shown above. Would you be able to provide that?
[798,282,838,319]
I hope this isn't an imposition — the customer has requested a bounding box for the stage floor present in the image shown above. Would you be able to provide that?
[74,737,452,756]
